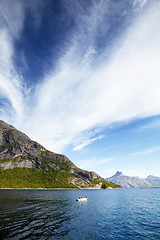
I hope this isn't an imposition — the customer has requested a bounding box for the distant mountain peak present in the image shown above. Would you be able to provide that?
[146,175,155,179]
[114,171,123,177]
[106,171,153,188]
[145,175,160,187]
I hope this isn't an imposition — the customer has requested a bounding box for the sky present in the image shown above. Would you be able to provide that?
[0,0,160,178]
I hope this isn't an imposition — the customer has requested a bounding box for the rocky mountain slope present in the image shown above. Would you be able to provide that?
[0,120,118,189]
[106,171,153,188]
[0,120,76,171]
[146,175,160,187]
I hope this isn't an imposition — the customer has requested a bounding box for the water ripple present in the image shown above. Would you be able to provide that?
[0,188,160,239]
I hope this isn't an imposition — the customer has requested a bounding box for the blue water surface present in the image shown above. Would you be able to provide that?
[0,188,159,239]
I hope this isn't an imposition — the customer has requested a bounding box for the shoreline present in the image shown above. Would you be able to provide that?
[0,187,78,190]
[0,187,158,190]
[0,187,116,190]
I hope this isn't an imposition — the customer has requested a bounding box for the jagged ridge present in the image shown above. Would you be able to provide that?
[106,171,153,188]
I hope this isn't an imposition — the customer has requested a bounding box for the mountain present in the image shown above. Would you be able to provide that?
[146,175,160,187]
[0,120,119,189]
[106,171,153,188]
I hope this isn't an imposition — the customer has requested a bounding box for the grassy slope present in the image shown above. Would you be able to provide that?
[0,167,120,189]
[0,167,76,188]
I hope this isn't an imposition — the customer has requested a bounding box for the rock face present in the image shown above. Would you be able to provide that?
[0,120,46,168]
[106,171,153,188]
[0,120,105,188]
[146,175,160,187]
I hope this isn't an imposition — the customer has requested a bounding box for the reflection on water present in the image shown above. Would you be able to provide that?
[0,189,160,239]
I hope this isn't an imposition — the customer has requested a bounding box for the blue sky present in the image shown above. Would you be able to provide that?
[0,0,160,178]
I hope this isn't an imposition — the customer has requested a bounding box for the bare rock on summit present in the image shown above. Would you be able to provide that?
[0,120,46,159]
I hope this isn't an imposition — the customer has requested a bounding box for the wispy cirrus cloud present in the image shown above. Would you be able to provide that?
[133,0,148,9]
[25,0,160,152]
[76,157,113,172]
[128,146,160,157]
[1,0,160,154]
[0,0,25,123]
[0,0,45,124]
[137,118,160,132]
[73,135,104,151]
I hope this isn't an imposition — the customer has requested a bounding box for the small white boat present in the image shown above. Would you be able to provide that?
[76,197,88,202]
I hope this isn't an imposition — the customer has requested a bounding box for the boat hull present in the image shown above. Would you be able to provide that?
[76,197,88,202]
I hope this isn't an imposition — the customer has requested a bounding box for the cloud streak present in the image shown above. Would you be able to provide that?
[0,0,25,124]
[1,0,160,154]
[128,146,160,157]
[0,0,45,124]
[76,157,113,173]
[73,135,104,151]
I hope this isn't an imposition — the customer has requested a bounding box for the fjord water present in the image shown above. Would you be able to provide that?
[0,189,159,240]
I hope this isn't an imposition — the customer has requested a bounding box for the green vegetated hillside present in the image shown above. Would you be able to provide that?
[101,180,120,189]
[0,167,75,188]
[0,167,118,189]
[0,120,120,189]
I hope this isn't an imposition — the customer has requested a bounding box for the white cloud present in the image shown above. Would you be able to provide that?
[1,0,160,155]
[28,0,160,152]
[0,17,25,124]
[128,146,160,157]
[0,0,45,125]
[73,135,104,151]
[76,158,113,172]
[82,47,97,65]
[137,119,160,132]
[133,0,148,9]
